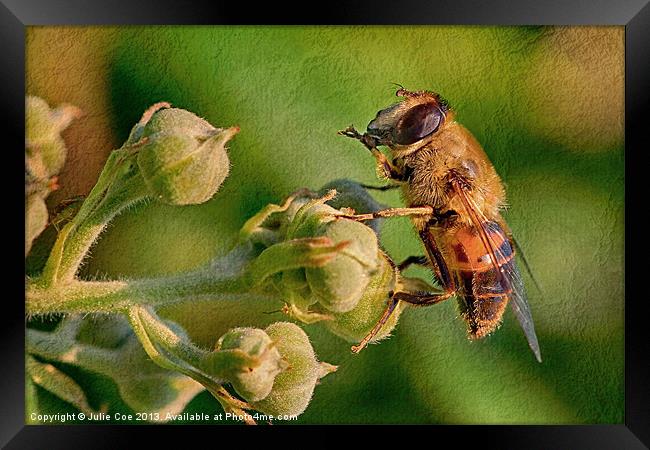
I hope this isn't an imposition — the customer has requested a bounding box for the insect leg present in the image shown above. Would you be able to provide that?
[392,290,455,306]
[351,294,400,354]
[338,126,406,181]
[370,149,406,181]
[351,247,455,354]
[419,229,456,293]
[395,230,459,306]
[397,255,429,271]
[359,183,401,191]
[351,286,455,353]
[393,242,457,306]
[338,205,433,221]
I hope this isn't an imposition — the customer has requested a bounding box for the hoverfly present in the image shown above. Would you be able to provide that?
[338,87,541,362]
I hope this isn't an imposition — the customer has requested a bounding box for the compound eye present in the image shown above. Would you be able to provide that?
[394,103,443,145]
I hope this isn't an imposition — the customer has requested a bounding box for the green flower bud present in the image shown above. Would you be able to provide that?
[238,192,313,248]
[114,336,204,415]
[240,190,382,318]
[123,102,170,146]
[320,178,386,234]
[215,327,288,402]
[284,199,379,313]
[305,218,379,313]
[323,251,406,343]
[246,191,380,317]
[288,200,338,238]
[132,105,238,205]
[251,322,336,417]
[25,96,80,180]
[281,269,314,307]
[26,194,48,256]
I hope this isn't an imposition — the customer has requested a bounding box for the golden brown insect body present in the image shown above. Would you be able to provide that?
[398,115,511,339]
[340,88,540,361]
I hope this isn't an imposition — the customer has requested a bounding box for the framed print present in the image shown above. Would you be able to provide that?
[3,0,648,447]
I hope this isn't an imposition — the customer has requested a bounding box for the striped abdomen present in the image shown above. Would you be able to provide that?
[439,221,515,339]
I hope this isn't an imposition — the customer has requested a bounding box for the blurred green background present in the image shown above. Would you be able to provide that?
[26,26,624,424]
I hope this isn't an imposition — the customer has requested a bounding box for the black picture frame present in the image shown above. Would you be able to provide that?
[4,0,647,447]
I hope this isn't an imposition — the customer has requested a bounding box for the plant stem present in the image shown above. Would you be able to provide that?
[26,234,345,316]
[27,243,270,315]
[126,304,257,420]
[127,305,213,380]
[40,149,148,287]
[126,306,259,423]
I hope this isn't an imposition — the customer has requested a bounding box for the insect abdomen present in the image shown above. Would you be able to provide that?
[443,221,515,339]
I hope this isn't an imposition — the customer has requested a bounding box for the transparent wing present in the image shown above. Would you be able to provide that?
[503,254,542,362]
[452,181,542,362]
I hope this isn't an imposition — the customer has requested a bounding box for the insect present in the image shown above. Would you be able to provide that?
[338,87,541,362]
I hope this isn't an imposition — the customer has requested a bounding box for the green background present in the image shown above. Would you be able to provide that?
[26,26,624,424]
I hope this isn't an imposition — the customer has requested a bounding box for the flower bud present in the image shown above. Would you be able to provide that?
[323,251,406,343]
[254,193,381,316]
[281,269,315,307]
[241,191,382,318]
[25,96,80,180]
[290,206,379,312]
[114,336,204,415]
[320,178,385,234]
[251,322,336,417]
[306,219,379,313]
[132,106,238,205]
[215,327,287,402]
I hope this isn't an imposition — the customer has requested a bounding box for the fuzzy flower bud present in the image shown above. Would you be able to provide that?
[323,251,406,343]
[130,104,238,205]
[239,189,401,338]
[305,218,379,313]
[320,178,385,234]
[214,327,288,402]
[25,96,80,180]
[288,200,380,313]
[251,322,336,417]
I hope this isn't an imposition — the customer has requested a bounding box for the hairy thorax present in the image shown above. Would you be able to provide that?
[398,122,506,224]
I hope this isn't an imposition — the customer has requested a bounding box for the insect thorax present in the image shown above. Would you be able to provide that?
[400,145,454,210]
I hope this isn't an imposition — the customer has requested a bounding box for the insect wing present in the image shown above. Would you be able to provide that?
[510,264,542,362]
[503,257,542,362]
[452,181,542,362]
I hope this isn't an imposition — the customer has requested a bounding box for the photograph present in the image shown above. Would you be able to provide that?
[24,25,624,426]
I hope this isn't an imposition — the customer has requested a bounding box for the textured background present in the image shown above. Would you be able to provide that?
[26,26,624,424]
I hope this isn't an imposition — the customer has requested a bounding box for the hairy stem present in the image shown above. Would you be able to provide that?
[27,233,345,316]
[126,305,257,420]
[27,243,270,315]
[40,150,149,286]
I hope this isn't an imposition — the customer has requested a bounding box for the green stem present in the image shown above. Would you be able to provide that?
[26,244,268,315]
[27,309,254,412]
[126,305,258,421]
[127,306,210,377]
[40,152,120,286]
[40,149,148,287]
[54,185,148,284]
[26,235,345,316]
